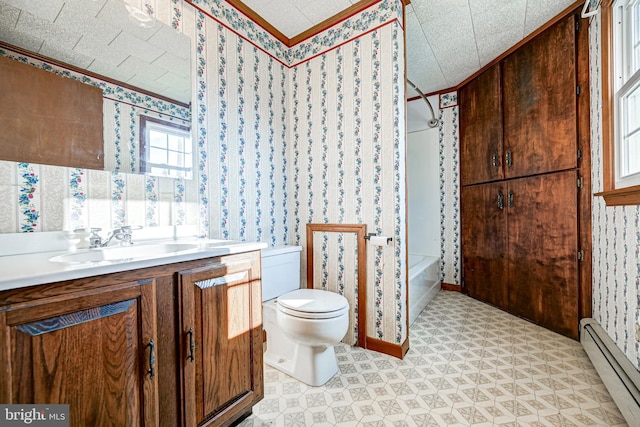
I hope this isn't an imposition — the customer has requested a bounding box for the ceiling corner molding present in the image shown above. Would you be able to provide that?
[288,0,380,46]
[223,0,290,45]
[216,0,382,48]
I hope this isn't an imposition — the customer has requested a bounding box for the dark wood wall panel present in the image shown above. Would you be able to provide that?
[0,56,104,169]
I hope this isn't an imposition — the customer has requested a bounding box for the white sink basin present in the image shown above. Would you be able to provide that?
[49,243,199,264]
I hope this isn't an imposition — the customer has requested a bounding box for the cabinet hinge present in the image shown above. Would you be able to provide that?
[578,250,585,262]
[576,20,581,33]
[577,148,583,161]
[576,85,582,96]
[577,176,584,189]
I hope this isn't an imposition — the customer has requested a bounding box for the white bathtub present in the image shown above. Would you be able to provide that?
[408,254,441,325]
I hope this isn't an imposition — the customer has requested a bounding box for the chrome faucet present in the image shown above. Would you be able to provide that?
[88,226,135,248]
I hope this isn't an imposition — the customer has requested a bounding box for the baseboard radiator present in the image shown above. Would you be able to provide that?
[580,318,640,425]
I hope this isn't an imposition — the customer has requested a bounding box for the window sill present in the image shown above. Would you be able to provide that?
[595,185,640,206]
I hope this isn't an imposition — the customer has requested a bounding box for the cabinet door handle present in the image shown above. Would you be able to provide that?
[187,328,195,362]
[147,340,156,379]
[492,151,499,169]
[497,192,504,210]
[506,149,513,168]
[508,191,514,208]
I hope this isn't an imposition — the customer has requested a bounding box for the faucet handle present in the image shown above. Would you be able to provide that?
[88,228,103,248]
[117,225,136,245]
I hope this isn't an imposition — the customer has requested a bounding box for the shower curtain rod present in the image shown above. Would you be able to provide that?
[407,79,439,128]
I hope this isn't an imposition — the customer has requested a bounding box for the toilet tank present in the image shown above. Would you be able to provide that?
[261,245,302,301]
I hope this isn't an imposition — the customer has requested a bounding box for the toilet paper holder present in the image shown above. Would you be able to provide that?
[363,233,393,244]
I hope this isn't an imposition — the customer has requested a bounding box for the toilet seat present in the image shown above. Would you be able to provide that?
[277,289,349,320]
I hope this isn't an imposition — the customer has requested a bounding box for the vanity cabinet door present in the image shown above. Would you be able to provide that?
[0,280,159,427]
[179,253,263,427]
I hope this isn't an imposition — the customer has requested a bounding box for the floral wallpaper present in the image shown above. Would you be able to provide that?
[438,93,461,287]
[589,14,640,370]
[290,22,407,345]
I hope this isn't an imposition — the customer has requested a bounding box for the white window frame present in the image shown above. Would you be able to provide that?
[613,0,640,188]
[140,116,192,180]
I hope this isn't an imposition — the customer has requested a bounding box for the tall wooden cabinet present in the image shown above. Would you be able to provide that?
[460,12,590,340]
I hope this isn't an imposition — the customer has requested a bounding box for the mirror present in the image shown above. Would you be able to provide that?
[0,0,192,177]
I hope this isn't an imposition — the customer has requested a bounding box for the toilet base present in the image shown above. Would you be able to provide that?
[262,299,340,386]
[264,342,339,387]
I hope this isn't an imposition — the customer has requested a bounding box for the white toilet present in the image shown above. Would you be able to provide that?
[261,245,349,386]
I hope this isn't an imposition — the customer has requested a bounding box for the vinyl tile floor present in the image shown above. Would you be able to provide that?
[239,290,626,426]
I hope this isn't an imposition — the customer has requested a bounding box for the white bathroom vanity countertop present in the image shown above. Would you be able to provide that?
[0,239,267,292]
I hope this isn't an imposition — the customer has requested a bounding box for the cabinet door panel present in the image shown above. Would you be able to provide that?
[462,182,508,308]
[503,16,577,178]
[181,255,263,427]
[507,171,579,339]
[459,64,503,185]
[4,282,158,427]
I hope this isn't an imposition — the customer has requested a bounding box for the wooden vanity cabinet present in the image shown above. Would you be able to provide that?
[0,250,264,427]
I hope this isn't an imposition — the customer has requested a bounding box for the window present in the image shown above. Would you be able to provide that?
[614,0,640,187]
[599,0,640,204]
[140,116,192,179]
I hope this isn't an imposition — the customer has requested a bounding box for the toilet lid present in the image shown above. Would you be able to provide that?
[277,289,349,319]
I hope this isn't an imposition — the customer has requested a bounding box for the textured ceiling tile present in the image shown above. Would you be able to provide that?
[128,73,168,93]
[470,0,527,66]
[242,0,273,13]
[0,3,19,29]
[405,11,447,95]
[64,0,109,18]
[88,59,136,84]
[256,1,313,38]
[2,0,64,22]
[110,31,163,64]
[413,0,480,87]
[0,26,42,52]
[147,25,191,60]
[298,0,351,25]
[55,5,119,47]
[39,41,93,69]
[153,51,190,78]
[117,55,166,81]
[98,0,160,42]
[74,33,129,67]
[15,11,80,51]
[523,0,574,36]
[155,71,189,91]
